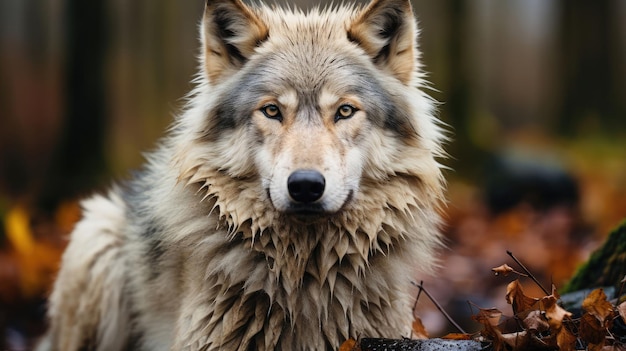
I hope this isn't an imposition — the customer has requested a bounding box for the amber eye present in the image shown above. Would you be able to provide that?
[335,104,357,122]
[261,104,282,122]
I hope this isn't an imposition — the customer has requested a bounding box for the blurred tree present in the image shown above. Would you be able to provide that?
[558,2,623,135]
[442,0,489,179]
[42,0,109,210]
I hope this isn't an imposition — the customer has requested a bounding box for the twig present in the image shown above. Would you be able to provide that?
[411,281,467,334]
[412,283,424,314]
[506,250,550,296]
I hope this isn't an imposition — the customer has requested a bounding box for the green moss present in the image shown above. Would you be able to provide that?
[562,219,626,293]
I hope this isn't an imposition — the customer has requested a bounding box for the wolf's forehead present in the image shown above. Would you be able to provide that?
[258,5,357,38]
[248,51,367,105]
[249,16,367,96]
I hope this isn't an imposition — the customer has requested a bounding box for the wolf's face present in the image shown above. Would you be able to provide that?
[250,71,367,215]
[178,0,442,219]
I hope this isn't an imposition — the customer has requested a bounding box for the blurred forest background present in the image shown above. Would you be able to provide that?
[1,0,625,349]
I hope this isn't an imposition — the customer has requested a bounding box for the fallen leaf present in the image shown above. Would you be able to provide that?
[556,325,577,351]
[472,307,503,327]
[583,288,615,324]
[500,331,530,349]
[540,294,572,331]
[506,280,539,314]
[411,316,429,339]
[579,312,606,346]
[441,333,472,340]
[339,338,360,351]
[531,292,574,351]
[492,264,514,276]
[522,310,549,333]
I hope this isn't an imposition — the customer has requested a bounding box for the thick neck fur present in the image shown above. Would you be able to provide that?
[157,153,443,350]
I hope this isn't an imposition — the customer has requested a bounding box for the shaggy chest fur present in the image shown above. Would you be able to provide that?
[144,170,437,351]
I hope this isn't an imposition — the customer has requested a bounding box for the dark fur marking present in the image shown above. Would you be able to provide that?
[122,309,144,351]
[376,8,405,64]
[213,7,247,64]
[120,175,167,280]
[349,1,411,76]
[200,62,278,142]
[201,97,240,142]
[349,71,417,140]
[122,333,143,351]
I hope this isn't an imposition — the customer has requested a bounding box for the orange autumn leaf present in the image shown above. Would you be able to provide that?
[506,280,539,314]
[339,338,360,351]
[540,294,572,330]
[412,317,429,339]
[540,293,575,351]
[492,264,514,276]
[556,325,577,351]
[582,288,615,324]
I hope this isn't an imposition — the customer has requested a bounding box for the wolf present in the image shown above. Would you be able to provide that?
[37,0,446,350]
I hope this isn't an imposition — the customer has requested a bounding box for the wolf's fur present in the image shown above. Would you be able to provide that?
[38,0,446,350]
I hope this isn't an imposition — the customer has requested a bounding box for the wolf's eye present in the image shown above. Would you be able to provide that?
[261,104,282,122]
[335,104,357,122]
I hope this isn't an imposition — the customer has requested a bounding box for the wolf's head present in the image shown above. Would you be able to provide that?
[176,0,445,225]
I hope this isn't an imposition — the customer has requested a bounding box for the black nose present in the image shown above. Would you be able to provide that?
[287,170,325,203]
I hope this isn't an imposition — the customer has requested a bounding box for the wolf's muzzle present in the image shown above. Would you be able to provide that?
[287,170,325,204]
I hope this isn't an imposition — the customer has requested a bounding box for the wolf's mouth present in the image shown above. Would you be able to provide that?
[287,190,355,216]
[266,189,354,217]
[285,204,325,216]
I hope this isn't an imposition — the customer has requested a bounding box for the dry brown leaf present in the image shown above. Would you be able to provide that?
[556,326,577,351]
[472,307,511,351]
[500,331,530,349]
[473,307,503,327]
[441,333,472,340]
[583,288,615,324]
[492,264,514,276]
[522,310,549,333]
[506,280,539,315]
[530,293,573,351]
[339,338,360,351]
[550,284,561,300]
[579,312,606,346]
[485,328,508,351]
[411,317,429,339]
[540,294,572,330]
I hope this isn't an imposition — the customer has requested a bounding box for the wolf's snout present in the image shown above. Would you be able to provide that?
[287,170,325,203]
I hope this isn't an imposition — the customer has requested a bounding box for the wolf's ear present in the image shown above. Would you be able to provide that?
[202,0,268,83]
[348,0,418,85]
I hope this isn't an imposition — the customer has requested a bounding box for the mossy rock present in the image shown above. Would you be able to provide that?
[562,219,626,293]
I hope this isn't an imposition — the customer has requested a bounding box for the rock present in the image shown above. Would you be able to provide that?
[360,338,482,351]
